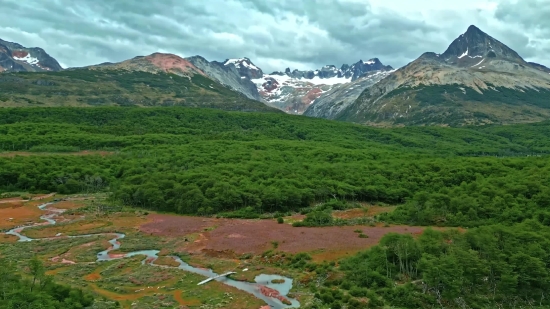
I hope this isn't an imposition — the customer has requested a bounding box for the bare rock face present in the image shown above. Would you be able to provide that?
[332,25,550,126]
[187,56,263,101]
[0,38,62,72]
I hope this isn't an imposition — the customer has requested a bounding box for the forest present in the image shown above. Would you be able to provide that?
[0,107,550,224]
[310,220,550,308]
[0,257,95,309]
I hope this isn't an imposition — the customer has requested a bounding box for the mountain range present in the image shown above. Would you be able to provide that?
[1,25,549,126]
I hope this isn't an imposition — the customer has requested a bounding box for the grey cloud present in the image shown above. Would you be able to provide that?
[495,0,550,33]
[0,0,548,72]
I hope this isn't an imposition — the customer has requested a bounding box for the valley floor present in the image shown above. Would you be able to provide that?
[0,193,419,308]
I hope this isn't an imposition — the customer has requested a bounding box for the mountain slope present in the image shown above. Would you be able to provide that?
[249,58,393,114]
[334,25,550,126]
[186,56,263,101]
[0,38,62,72]
[0,53,279,112]
[303,69,394,119]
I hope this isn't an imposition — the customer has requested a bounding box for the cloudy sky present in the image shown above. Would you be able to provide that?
[0,0,548,72]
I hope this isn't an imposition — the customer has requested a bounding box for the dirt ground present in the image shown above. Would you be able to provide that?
[140,214,424,259]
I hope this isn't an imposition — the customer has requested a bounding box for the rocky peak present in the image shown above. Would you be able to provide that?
[347,58,393,80]
[440,25,524,67]
[223,57,263,79]
[262,59,393,82]
[0,38,62,72]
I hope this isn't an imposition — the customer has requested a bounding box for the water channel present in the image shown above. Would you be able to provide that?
[5,202,300,308]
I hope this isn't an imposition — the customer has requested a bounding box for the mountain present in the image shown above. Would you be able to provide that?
[0,38,62,72]
[248,58,393,114]
[303,69,394,119]
[185,56,262,101]
[329,25,550,126]
[0,52,279,112]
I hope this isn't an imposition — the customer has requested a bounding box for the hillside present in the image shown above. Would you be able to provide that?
[0,55,280,112]
[328,25,550,126]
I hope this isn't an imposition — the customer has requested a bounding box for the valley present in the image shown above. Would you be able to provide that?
[0,193,411,308]
[1,107,550,308]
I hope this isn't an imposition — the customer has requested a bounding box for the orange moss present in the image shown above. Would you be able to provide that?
[0,234,19,243]
[85,273,102,281]
[173,290,201,306]
[0,202,44,229]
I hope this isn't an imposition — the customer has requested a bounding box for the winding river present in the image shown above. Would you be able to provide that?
[5,202,300,308]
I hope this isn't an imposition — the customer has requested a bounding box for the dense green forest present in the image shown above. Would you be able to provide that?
[1,107,550,226]
[308,221,550,308]
[0,258,96,308]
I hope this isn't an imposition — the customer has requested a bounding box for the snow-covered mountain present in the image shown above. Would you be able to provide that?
[0,38,62,72]
[222,58,394,114]
[223,58,263,79]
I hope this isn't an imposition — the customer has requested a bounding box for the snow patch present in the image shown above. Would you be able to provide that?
[225,58,260,71]
[458,48,469,59]
[13,53,39,65]
[471,58,485,67]
[363,59,375,65]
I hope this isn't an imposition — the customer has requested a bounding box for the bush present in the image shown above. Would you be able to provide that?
[277,217,284,224]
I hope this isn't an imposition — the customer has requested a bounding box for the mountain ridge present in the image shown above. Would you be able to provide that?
[248,58,394,113]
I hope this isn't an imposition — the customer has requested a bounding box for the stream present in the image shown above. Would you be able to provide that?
[5,202,300,308]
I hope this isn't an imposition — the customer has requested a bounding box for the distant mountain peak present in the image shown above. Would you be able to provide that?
[440,25,524,67]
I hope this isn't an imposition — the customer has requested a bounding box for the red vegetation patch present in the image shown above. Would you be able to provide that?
[140,214,213,235]
[301,88,323,105]
[140,215,424,257]
[259,285,290,305]
[145,53,206,76]
[11,50,29,58]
